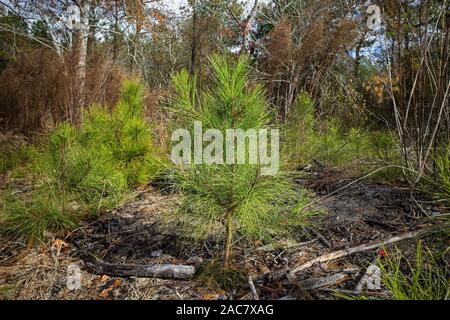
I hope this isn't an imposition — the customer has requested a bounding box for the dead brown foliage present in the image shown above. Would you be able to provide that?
[0,48,128,136]
[260,1,359,120]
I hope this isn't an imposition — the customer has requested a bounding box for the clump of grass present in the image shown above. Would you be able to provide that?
[1,189,79,243]
[380,241,449,300]
[166,56,312,267]
[0,133,31,175]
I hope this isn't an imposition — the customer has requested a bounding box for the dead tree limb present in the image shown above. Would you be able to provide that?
[83,259,195,280]
[291,229,424,275]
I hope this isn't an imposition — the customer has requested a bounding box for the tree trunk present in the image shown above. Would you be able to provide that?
[72,0,90,127]
[189,0,197,77]
[113,0,119,61]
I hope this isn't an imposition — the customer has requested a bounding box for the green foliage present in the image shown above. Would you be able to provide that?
[81,80,161,187]
[172,165,304,241]
[380,242,449,300]
[0,148,20,175]
[166,56,311,261]
[284,93,402,182]
[1,188,79,243]
[35,122,127,213]
[1,80,160,242]
[433,144,450,204]
[0,134,32,175]
[283,92,316,167]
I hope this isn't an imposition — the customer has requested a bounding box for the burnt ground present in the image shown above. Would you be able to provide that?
[0,169,448,300]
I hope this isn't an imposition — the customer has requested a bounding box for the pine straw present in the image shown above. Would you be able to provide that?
[1,245,201,300]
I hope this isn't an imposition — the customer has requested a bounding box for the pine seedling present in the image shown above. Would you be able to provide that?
[167,56,310,267]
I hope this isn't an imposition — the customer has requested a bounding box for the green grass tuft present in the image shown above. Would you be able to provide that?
[1,189,79,243]
[380,241,449,300]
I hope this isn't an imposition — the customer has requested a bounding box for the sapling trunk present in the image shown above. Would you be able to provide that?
[224,213,233,269]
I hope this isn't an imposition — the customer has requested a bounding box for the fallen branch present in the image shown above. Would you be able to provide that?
[291,229,424,275]
[83,259,195,280]
[308,228,332,248]
[299,272,350,291]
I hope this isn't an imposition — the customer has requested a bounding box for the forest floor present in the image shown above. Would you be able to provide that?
[0,167,447,300]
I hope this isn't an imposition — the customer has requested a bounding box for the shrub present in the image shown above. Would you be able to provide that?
[0,48,126,135]
[166,56,311,267]
[43,80,159,205]
[34,123,126,213]
[284,92,403,182]
[81,80,161,187]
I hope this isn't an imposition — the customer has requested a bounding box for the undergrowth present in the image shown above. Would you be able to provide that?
[0,133,32,175]
[284,92,403,183]
[380,241,449,300]
[196,260,247,292]
[0,80,161,243]
[335,241,449,300]
[432,144,450,205]
[1,188,79,243]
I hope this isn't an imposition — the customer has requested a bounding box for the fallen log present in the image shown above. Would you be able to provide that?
[291,229,424,275]
[83,259,196,280]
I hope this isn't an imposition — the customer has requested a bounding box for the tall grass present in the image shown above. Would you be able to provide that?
[284,92,403,182]
[433,144,450,205]
[380,242,449,300]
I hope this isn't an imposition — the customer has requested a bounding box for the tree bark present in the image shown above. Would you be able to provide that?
[189,0,197,77]
[72,0,90,126]
[112,0,119,61]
